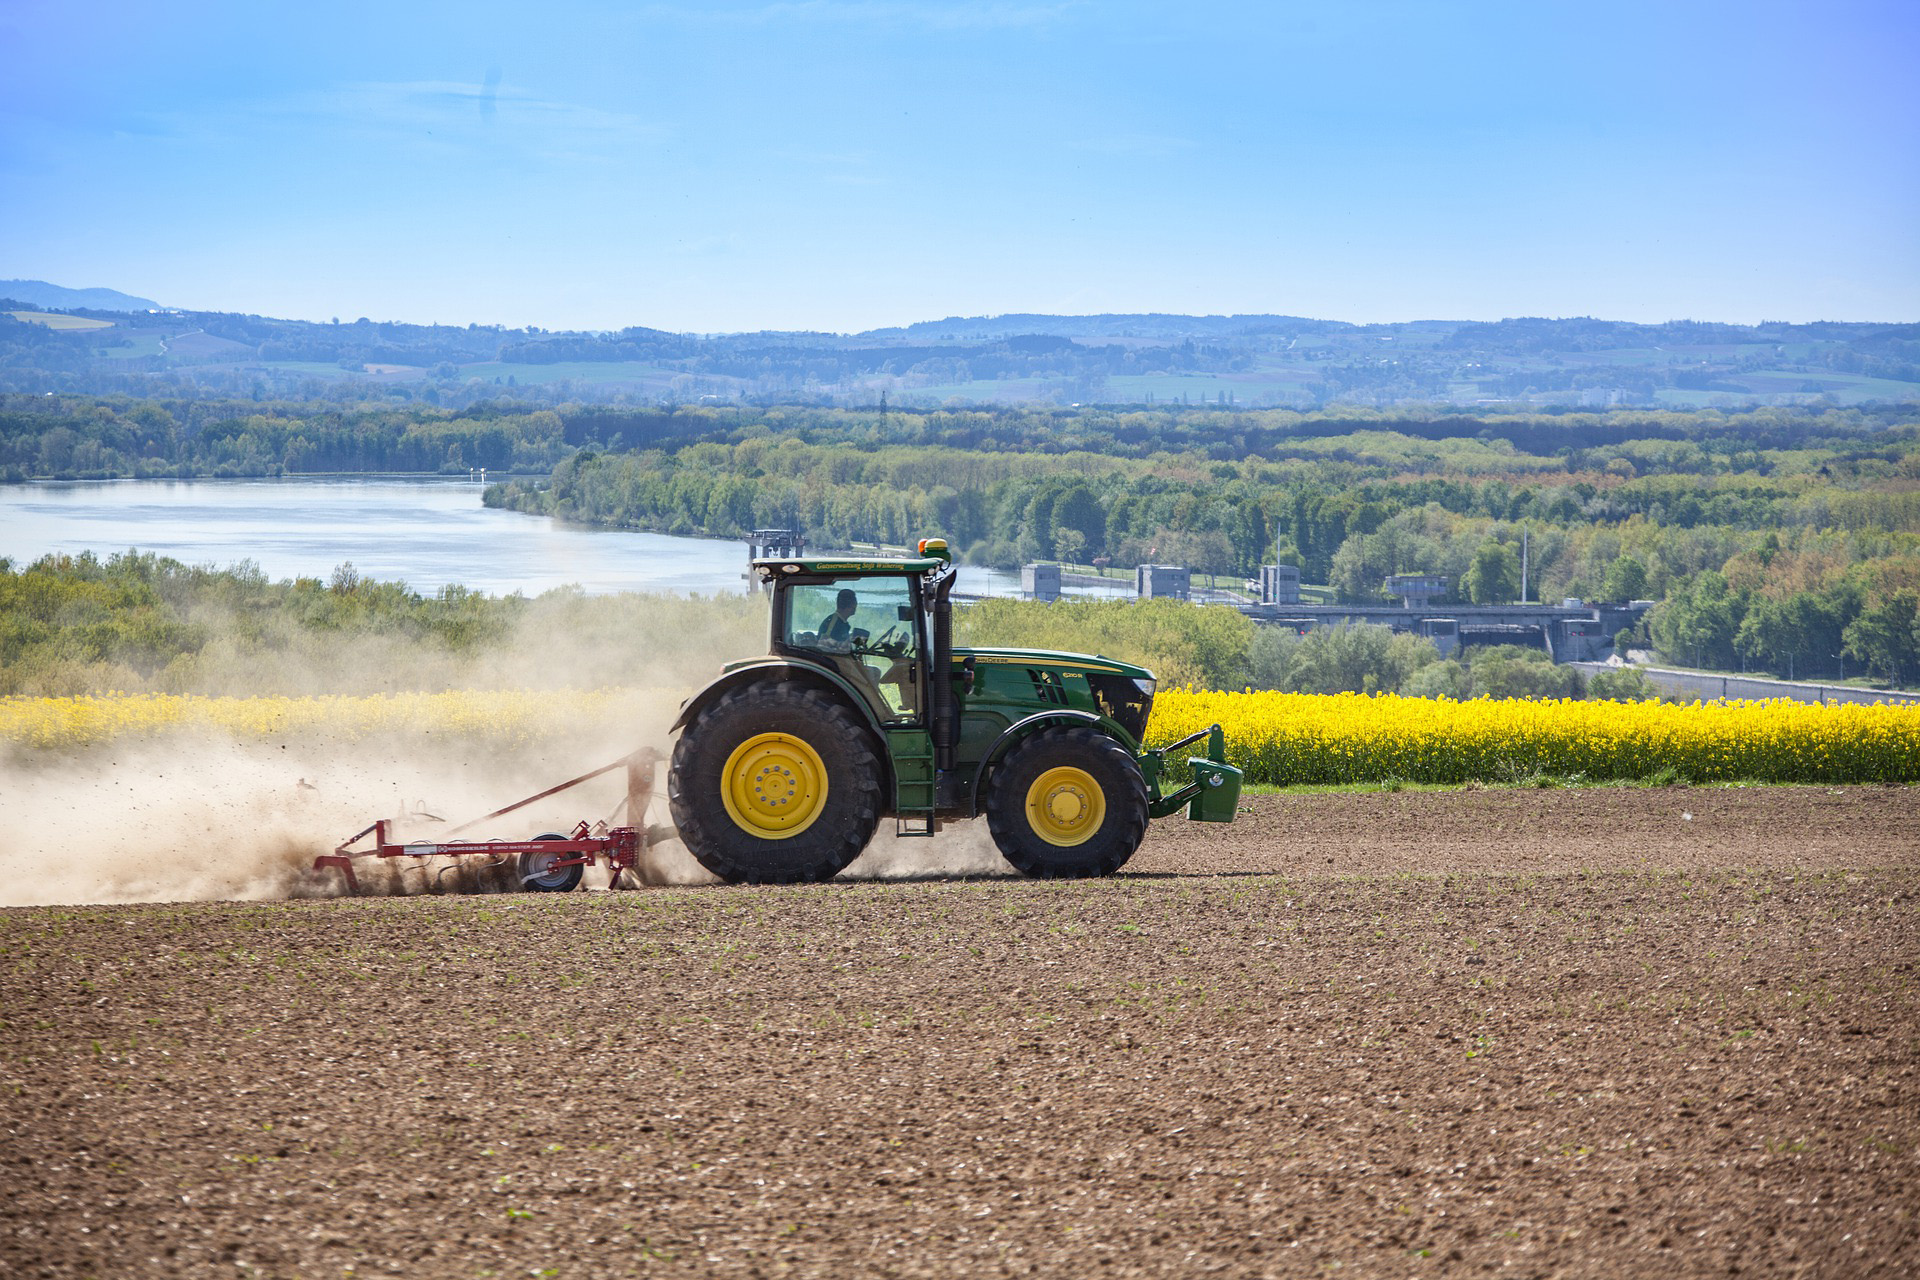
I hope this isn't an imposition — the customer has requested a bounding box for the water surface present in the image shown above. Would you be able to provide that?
[0,477,753,596]
[0,478,1072,598]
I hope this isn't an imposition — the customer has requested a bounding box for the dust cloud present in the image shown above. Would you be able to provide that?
[0,730,1010,906]
[843,819,1014,880]
[1,584,1012,906]
[0,730,692,908]
[1,589,762,907]
[144,588,773,699]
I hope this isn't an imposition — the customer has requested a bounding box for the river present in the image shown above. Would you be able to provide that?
[0,477,1124,599]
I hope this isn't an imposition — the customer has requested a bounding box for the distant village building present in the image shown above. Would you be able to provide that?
[1259,564,1301,605]
[1022,563,1063,602]
[748,528,805,560]
[745,529,805,592]
[1384,573,1449,608]
[1135,565,1191,601]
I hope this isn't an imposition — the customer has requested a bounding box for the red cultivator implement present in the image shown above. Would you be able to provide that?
[314,750,675,895]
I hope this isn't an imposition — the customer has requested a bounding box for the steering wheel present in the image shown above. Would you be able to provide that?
[870,624,905,656]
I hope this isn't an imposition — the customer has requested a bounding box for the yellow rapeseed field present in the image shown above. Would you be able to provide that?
[0,690,626,752]
[6,688,1916,785]
[1151,690,1920,785]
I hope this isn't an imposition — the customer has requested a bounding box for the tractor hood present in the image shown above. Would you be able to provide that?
[952,647,1156,684]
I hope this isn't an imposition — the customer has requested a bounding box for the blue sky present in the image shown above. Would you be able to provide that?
[2,0,1915,332]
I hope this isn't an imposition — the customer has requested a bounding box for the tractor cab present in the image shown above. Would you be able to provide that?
[755,543,953,728]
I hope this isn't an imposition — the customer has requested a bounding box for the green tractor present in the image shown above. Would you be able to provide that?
[668,539,1241,883]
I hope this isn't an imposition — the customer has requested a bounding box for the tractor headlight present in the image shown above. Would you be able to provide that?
[1088,673,1154,743]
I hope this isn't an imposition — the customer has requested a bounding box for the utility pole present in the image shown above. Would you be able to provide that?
[1520,528,1529,604]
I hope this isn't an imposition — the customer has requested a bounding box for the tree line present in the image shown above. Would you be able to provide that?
[1,552,1661,703]
[5,395,1917,685]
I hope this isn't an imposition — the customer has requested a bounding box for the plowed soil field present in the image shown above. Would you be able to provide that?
[4,786,1917,1278]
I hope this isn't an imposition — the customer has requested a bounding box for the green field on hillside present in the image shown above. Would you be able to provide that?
[9,311,114,331]
[895,376,1060,402]
[461,360,679,386]
[98,333,167,359]
[1104,372,1312,404]
[247,361,361,378]
[900,372,1312,406]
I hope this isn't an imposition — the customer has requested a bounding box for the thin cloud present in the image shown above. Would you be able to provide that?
[1076,132,1199,159]
[779,148,878,167]
[775,146,893,185]
[300,80,669,147]
[479,66,501,125]
[124,79,672,167]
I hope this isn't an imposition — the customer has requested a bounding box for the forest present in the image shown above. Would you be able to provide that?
[4,394,1918,687]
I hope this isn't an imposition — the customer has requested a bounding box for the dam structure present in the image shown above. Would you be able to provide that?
[1239,594,1650,664]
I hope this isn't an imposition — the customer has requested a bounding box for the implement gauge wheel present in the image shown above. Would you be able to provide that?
[669,683,882,884]
[986,727,1148,878]
[518,833,582,893]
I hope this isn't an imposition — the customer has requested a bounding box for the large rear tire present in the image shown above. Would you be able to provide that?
[669,683,883,884]
[986,727,1148,878]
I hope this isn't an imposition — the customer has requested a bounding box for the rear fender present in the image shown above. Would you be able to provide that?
[673,662,894,803]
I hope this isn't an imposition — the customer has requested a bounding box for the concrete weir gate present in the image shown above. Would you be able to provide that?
[1239,600,1649,663]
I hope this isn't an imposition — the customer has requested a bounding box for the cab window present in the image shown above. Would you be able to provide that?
[783,577,921,722]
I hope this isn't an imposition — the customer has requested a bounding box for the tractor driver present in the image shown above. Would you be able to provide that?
[817,588,859,650]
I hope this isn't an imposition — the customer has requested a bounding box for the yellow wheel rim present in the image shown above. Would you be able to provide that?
[1025,766,1106,847]
[721,733,829,840]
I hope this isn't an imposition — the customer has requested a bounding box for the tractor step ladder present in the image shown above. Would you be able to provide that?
[889,730,938,838]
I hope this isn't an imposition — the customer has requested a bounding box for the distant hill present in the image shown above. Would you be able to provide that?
[0,280,164,312]
[0,295,1913,411]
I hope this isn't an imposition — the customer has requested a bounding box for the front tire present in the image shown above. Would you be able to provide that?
[669,683,883,884]
[986,727,1148,878]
